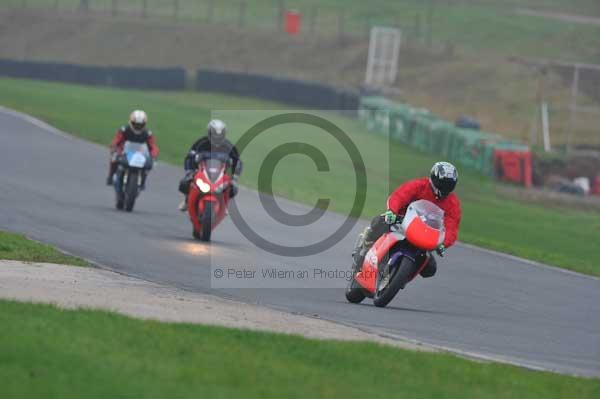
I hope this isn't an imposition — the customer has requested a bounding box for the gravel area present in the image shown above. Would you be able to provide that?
[0,260,428,351]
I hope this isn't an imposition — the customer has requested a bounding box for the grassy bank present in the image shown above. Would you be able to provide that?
[5,0,600,62]
[1,7,598,148]
[0,230,88,266]
[0,77,599,276]
[1,300,598,398]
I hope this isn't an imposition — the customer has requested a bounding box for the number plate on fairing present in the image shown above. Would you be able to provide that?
[129,152,146,168]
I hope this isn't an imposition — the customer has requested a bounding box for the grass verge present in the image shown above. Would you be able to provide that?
[1,300,598,398]
[0,77,599,276]
[0,230,88,266]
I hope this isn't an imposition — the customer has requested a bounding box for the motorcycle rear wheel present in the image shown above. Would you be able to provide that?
[373,257,418,308]
[345,279,366,303]
[345,257,366,303]
[115,193,124,210]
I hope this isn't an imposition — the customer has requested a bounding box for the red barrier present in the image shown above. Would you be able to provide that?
[285,10,301,35]
[493,149,532,187]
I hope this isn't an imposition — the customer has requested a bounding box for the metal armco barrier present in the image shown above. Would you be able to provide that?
[0,59,186,90]
[196,69,359,111]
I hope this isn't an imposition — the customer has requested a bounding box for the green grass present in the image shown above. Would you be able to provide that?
[5,0,600,63]
[287,0,600,62]
[1,300,598,398]
[0,230,88,266]
[0,77,599,276]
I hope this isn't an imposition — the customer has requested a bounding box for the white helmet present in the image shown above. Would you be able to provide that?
[129,110,147,134]
[207,119,227,145]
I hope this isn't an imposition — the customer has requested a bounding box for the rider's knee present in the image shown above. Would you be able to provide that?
[178,178,190,194]
[366,215,387,242]
[370,214,384,228]
[178,170,195,194]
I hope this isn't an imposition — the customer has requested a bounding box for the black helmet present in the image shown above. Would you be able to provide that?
[207,119,227,146]
[429,161,458,199]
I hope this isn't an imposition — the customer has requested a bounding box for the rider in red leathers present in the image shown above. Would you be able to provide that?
[106,110,159,187]
[353,162,461,278]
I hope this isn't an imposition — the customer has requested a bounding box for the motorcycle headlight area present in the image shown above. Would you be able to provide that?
[215,182,229,194]
[196,179,211,193]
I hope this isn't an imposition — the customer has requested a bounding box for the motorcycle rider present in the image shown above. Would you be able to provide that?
[106,110,159,188]
[178,119,242,211]
[353,161,461,278]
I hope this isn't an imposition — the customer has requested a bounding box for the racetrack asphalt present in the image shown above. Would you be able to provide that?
[1,107,599,377]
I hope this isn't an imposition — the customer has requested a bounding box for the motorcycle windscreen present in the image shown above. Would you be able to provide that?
[204,159,224,183]
[123,141,150,168]
[402,199,445,250]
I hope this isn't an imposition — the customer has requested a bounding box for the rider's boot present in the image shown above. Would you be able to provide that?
[352,226,373,271]
[353,215,390,268]
[106,161,117,186]
[178,195,188,212]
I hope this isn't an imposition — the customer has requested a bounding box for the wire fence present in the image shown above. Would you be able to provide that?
[0,0,459,45]
[513,57,600,150]
[4,0,599,51]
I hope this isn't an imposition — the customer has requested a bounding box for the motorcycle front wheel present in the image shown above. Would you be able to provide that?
[373,256,418,308]
[199,201,214,242]
[114,171,124,210]
[124,170,139,212]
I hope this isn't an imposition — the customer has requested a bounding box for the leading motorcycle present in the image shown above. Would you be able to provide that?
[113,141,152,212]
[346,200,445,308]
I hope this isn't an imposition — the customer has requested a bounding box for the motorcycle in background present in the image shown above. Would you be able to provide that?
[346,200,445,308]
[187,153,233,241]
[113,141,152,212]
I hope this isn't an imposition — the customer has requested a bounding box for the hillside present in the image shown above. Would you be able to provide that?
[0,8,598,147]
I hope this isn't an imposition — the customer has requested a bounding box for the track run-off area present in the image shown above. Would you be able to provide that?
[0,107,599,377]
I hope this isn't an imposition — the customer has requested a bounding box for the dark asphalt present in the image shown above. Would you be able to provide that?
[1,108,599,376]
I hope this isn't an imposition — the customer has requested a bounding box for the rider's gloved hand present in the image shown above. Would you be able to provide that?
[436,244,446,257]
[382,210,397,225]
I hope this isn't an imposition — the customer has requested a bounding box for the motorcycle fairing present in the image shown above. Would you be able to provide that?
[187,160,231,234]
[355,229,403,293]
[122,141,150,170]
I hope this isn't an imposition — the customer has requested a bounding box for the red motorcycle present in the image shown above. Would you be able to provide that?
[187,155,232,241]
[346,200,445,308]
